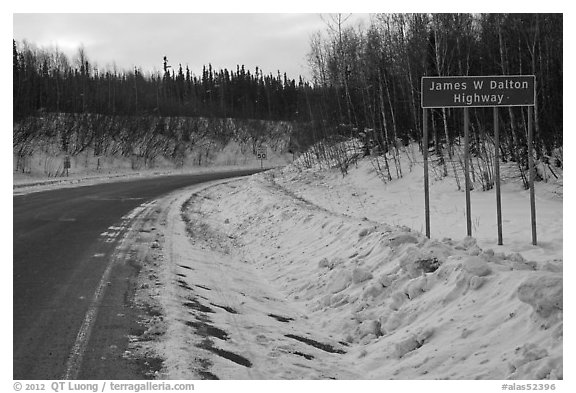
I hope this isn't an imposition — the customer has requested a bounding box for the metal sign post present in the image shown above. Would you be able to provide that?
[64,155,71,177]
[463,107,472,237]
[528,107,537,245]
[423,109,430,238]
[494,107,503,245]
[421,75,536,245]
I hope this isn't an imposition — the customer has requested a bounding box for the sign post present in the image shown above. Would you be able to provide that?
[256,147,267,169]
[64,155,71,177]
[528,106,537,245]
[463,107,472,237]
[494,107,503,245]
[421,75,536,244]
[423,109,430,238]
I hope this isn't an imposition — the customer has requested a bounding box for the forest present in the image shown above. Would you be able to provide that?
[13,13,563,181]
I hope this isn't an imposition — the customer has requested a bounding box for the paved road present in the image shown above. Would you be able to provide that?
[13,170,262,380]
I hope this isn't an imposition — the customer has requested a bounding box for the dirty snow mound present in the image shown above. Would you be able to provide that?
[176,171,562,379]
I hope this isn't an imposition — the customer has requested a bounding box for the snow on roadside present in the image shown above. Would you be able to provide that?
[189,171,562,379]
[12,164,269,195]
[133,180,360,380]
[126,144,562,380]
[274,148,563,264]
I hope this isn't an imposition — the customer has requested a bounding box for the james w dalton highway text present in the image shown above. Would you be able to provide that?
[421,76,535,108]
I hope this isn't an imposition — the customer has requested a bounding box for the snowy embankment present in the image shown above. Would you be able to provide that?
[12,164,270,195]
[13,114,293,195]
[133,147,562,380]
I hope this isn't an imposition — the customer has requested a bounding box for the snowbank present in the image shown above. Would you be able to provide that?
[277,146,563,264]
[164,163,562,379]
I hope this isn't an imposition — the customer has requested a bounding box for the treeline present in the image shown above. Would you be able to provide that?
[307,13,563,167]
[13,41,315,122]
[13,13,563,177]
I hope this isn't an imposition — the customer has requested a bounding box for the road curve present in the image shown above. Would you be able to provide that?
[13,169,263,380]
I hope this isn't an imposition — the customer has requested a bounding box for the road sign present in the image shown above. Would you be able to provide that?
[421,75,535,108]
[256,147,267,169]
[420,75,537,245]
[64,155,71,177]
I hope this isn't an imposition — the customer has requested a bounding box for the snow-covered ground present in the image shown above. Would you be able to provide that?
[275,150,563,264]
[12,163,273,195]
[13,138,291,195]
[127,147,563,383]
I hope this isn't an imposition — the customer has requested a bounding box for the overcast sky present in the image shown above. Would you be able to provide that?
[13,13,370,80]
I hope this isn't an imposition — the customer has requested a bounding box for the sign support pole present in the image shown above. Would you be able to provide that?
[464,107,472,237]
[528,106,537,245]
[423,109,430,238]
[494,107,503,245]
